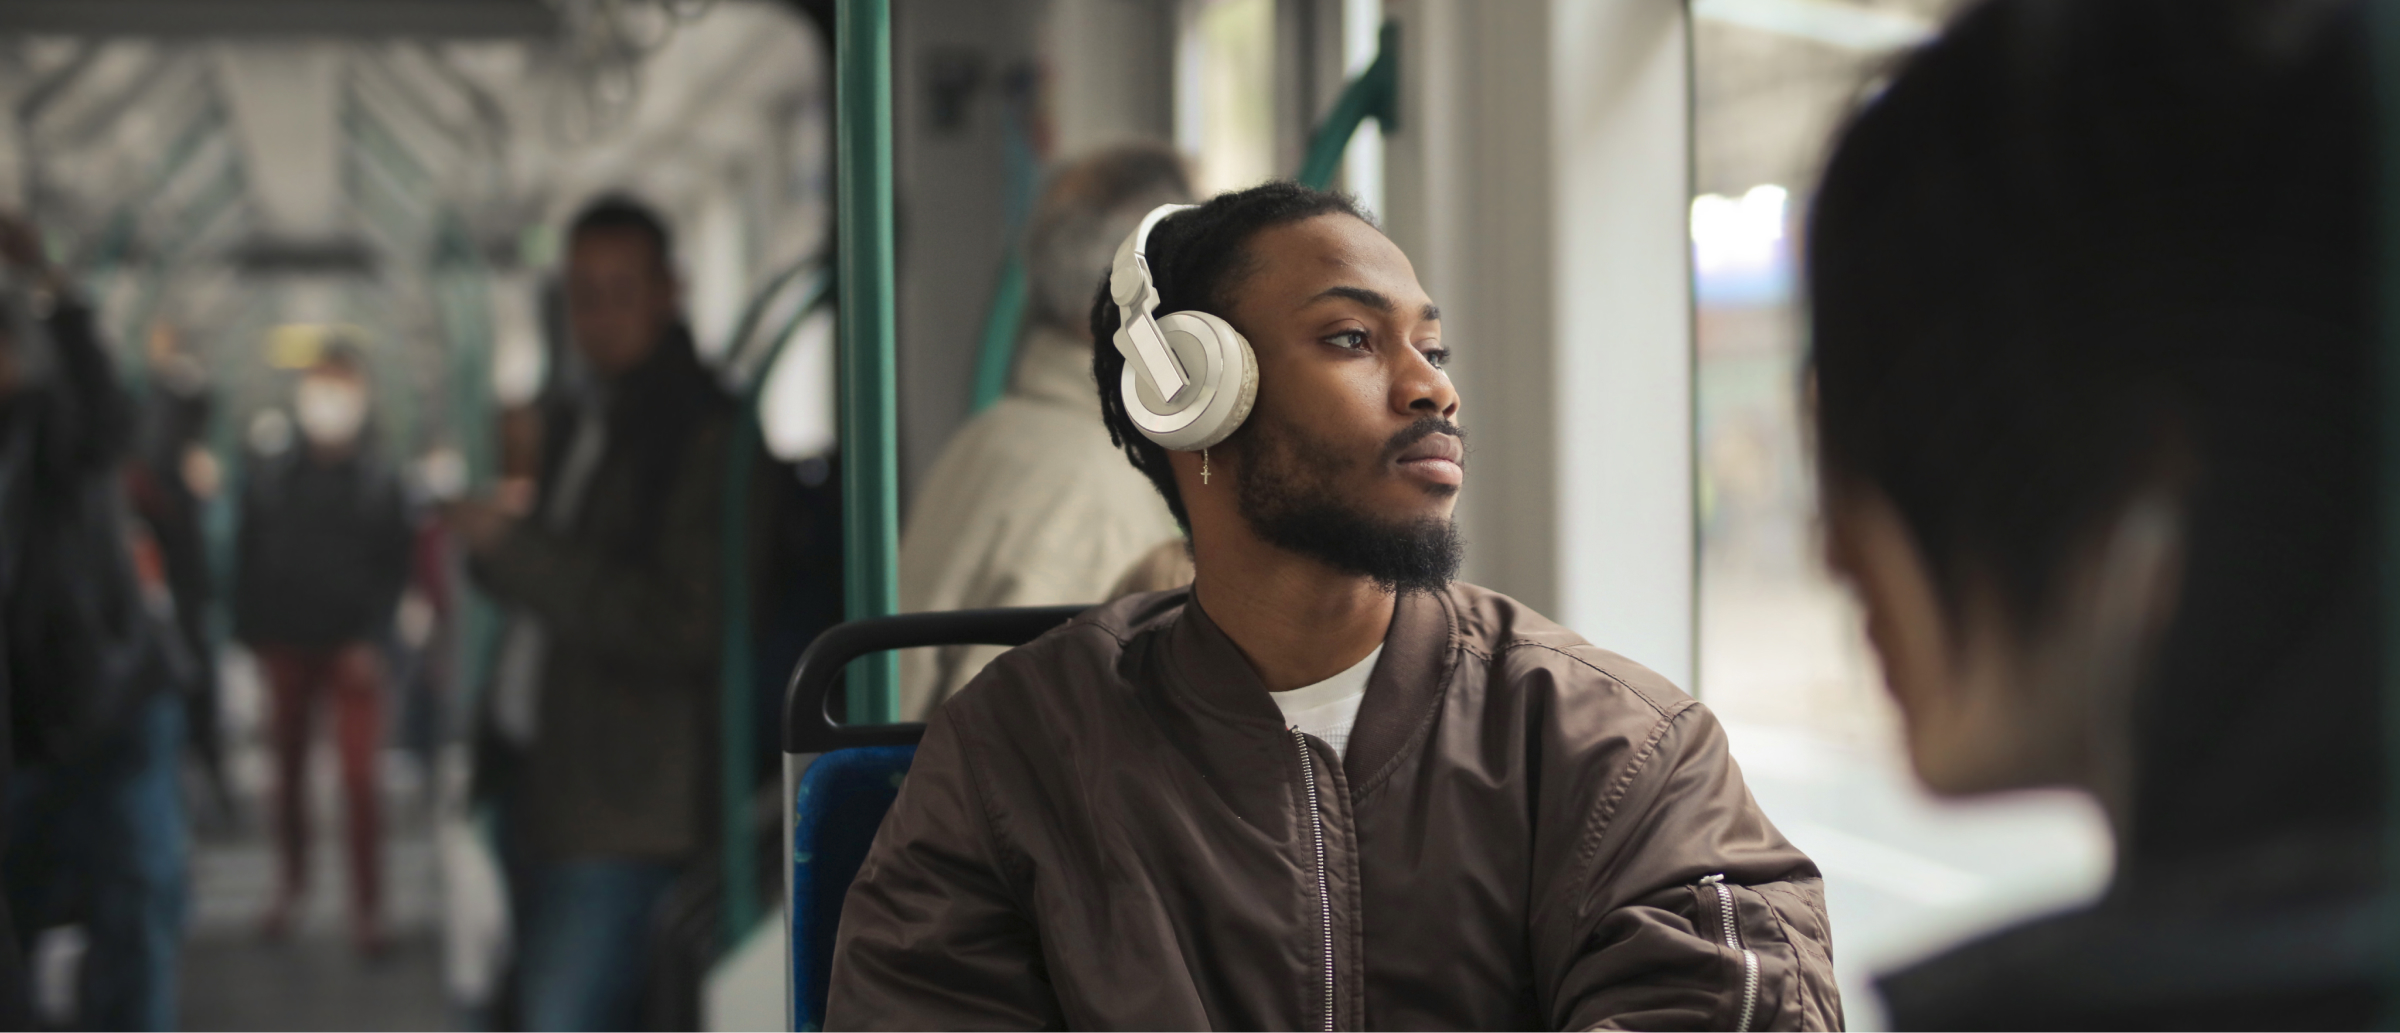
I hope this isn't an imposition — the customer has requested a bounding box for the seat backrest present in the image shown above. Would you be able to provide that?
[789,744,917,1032]
[782,605,1090,1029]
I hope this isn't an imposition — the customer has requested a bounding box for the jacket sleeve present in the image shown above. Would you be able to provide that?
[469,420,726,682]
[1540,702,1843,1032]
[827,708,1064,1030]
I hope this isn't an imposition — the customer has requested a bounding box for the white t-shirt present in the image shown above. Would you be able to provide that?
[1271,645,1382,760]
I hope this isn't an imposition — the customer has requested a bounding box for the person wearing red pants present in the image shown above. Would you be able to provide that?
[234,339,412,955]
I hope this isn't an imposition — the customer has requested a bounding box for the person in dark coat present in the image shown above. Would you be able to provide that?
[0,213,189,1031]
[234,337,412,955]
[124,323,227,818]
[448,196,751,1031]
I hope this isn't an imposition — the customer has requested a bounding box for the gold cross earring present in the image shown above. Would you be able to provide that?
[1201,448,1210,485]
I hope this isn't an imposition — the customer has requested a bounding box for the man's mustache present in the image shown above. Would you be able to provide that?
[1384,416,1467,466]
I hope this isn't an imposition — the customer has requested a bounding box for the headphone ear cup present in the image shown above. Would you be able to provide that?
[1189,312,1258,450]
[1117,309,1258,451]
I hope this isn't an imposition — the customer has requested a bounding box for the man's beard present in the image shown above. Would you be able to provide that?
[1232,413,1465,593]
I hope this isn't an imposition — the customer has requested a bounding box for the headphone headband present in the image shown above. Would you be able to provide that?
[1105,201,1258,453]
[1110,203,1200,399]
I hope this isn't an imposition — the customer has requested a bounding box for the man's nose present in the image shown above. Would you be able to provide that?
[1395,352,1459,420]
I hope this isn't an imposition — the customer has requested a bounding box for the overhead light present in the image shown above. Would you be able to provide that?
[266,323,367,369]
[1693,0,1935,52]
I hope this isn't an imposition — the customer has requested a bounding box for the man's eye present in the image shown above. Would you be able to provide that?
[1423,347,1451,369]
[1327,329,1370,350]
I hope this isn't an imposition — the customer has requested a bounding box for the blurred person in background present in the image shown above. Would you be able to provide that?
[234,336,412,955]
[123,322,227,819]
[898,144,1192,717]
[1,213,192,1030]
[1807,0,2378,1025]
[447,196,739,1031]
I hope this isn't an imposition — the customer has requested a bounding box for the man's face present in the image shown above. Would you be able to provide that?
[565,228,677,378]
[1219,213,1463,589]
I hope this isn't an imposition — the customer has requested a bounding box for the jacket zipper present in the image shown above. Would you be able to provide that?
[1699,874,1759,1031]
[1293,729,1335,1032]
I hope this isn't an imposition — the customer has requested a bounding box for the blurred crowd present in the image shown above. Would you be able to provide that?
[0,129,1200,1029]
[0,188,847,1030]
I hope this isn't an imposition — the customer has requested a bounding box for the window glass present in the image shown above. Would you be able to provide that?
[1177,0,1276,195]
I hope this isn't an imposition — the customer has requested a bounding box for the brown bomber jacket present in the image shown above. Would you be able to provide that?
[828,583,1842,1030]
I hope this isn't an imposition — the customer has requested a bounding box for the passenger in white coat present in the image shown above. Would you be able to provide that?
[897,145,1193,717]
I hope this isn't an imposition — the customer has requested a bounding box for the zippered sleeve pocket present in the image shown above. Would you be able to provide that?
[1675,874,1844,1032]
[1693,874,1763,1032]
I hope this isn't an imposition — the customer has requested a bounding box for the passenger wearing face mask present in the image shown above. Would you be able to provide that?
[897,144,1194,717]
[233,337,412,956]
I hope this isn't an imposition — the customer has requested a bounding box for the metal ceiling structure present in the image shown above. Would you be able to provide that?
[0,0,828,462]
[0,0,560,38]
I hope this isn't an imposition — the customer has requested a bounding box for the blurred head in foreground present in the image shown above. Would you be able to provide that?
[1813,0,2370,885]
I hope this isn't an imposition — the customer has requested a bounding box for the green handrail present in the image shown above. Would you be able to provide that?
[968,256,1028,412]
[720,273,831,950]
[835,0,901,725]
[1297,20,1399,191]
[968,82,1044,415]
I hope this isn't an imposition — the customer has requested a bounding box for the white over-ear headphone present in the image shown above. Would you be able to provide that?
[1108,203,1258,451]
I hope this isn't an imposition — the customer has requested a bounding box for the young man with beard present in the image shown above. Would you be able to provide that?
[829,183,1839,1030]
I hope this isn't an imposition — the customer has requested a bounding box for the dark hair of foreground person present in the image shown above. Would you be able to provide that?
[1809,0,2379,1026]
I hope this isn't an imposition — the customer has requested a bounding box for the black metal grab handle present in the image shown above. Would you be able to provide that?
[782,605,1092,753]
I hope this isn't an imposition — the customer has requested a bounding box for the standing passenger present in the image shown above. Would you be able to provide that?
[1,213,189,1030]
[235,337,411,955]
[1806,1,2379,1025]
[125,323,225,817]
[830,183,1841,1030]
[897,144,1192,717]
[447,196,736,1031]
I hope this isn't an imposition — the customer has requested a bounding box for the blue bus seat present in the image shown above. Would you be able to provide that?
[781,605,1088,1030]
[789,744,915,1032]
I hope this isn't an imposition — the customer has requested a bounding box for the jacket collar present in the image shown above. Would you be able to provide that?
[1346,588,1457,791]
[1163,586,1458,791]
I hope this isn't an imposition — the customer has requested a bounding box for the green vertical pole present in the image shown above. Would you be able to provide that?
[2377,1,2400,1018]
[719,405,762,951]
[836,0,901,725]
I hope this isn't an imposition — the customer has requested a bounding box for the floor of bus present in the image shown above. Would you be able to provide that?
[182,796,446,1031]
[177,650,448,1032]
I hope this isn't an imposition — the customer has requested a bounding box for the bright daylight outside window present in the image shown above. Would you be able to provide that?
[1690,1,2111,1025]
[1177,0,1277,196]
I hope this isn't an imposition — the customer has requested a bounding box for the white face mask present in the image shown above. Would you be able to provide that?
[294,376,367,448]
